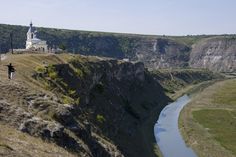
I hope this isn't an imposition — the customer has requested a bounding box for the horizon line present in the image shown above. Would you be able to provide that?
[1,22,236,37]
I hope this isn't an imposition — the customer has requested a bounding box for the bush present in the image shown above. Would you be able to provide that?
[75,68,83,77]
[74,97,80,105]
[35,65,46,73]
[47,65,58,79]
[94,83,104,94]
[62,95,74,104]
[96,114,106,123]
[48,71,58,79]
[68,89,76,96]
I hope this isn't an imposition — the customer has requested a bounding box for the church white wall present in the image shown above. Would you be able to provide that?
[25,22,48,52]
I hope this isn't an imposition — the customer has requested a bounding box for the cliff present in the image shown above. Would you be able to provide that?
[0,53,221,157]
[190,37,236,72]
[0,54,170,157]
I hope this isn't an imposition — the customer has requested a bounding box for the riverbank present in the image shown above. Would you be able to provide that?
[155,95,197,157]
[179,79,236,157]
[151,79,220,157]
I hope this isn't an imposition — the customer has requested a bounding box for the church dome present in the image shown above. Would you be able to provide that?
[27,22,36,33]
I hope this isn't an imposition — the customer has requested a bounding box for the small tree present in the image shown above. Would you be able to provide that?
[10,33,13,54]
[59,44,66,51]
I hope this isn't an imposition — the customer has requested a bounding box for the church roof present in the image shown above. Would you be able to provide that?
[31,38,41,41]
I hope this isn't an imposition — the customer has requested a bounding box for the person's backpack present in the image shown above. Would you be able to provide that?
[11,67,15,72]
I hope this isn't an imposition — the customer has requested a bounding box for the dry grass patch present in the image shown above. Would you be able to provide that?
[0,124,76,157]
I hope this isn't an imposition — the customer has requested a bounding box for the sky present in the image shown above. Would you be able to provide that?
[0,0,235,35]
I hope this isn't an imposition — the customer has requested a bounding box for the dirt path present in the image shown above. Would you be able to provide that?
[0,54,7,61]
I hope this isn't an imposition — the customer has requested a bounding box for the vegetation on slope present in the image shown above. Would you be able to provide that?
[151,68,222,99]
[0,52,225,157]
[0,53,171,157]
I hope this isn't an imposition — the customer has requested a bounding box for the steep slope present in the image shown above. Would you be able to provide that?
[190,37,236,72]
[0,53,170,157]
[130,38,190,70]
[151,69,221,95]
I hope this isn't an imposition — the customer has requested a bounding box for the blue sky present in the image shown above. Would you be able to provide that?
[0,0,235,35]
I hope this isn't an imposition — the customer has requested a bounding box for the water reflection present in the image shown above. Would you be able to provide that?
[154,95,197,157]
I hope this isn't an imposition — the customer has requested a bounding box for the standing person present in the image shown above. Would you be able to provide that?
[5,63,15,79]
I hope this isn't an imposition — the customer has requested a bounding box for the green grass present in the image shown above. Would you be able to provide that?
[212,79,236,106]
[179,79,236,157]
[193,109,236,155]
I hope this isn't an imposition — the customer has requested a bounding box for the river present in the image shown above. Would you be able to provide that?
[154,95,197,157]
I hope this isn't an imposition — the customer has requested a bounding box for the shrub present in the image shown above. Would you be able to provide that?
[62,95,74,104]
[74,97,80,105]
[43,81,51,90]
[68,89,76,96]
[96,114,106,123]
[75,68,83,77]
[48,71,58,79]
[94,83,104,94]
[35,65,46,73]
[47,65,58,79]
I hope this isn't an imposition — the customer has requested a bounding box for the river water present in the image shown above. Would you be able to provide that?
[154,95,197,157]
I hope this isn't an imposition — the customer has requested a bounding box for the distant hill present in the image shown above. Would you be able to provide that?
[0,23,235,72]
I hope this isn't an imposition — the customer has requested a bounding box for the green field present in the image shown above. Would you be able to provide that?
[193,109,236,155]
[179,79,236,157]
[212,79,236,106]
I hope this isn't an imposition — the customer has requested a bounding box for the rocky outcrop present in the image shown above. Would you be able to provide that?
[33,57,170,157]
[0,55,171,157]
[0,77,124,156]
[190,37,236,72]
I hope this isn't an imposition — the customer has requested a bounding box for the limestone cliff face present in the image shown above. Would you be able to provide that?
[189,37,236,72]
[129,38,190,70]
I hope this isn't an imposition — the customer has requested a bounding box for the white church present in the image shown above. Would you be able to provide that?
[25,22,48,51]
[13,22,48,53]
[13,22,64,53]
